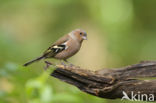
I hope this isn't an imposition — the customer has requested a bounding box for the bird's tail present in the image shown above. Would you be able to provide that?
[23,56,44,66]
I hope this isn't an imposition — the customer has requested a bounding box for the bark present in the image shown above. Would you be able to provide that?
[50,61,156,101]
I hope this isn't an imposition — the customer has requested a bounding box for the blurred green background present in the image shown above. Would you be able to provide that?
[0,0,156,103]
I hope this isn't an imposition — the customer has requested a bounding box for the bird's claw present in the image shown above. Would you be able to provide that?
[61,62,66,65]
[69,63,74,67]
[61,61,73,67]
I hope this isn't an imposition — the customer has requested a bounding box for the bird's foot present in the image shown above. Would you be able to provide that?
[61,62,66,65]
[69,63,74,67]
[63,60,75,67]
[63,60,74,67]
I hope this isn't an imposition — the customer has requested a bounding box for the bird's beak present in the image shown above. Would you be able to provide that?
[82,36,87,40]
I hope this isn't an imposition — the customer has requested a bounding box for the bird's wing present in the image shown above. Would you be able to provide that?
[43,34,69,57]
[53,34,69,46]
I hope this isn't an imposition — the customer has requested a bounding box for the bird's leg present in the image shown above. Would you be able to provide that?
[64,59,74,67]
[44,61,53,70]
[58,60,65,65]
[64,59,69,63]
[59,59,69,66]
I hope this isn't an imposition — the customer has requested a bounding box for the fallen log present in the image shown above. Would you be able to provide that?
[50,61,156,101]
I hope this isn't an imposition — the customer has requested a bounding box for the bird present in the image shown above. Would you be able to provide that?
[23,29,87,66]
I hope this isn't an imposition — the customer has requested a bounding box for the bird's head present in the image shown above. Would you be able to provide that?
[69,29,87,42]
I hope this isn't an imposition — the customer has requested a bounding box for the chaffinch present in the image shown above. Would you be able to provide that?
[24,29,87,66]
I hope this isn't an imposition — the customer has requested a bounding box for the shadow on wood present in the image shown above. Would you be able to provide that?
[50,61,156,101]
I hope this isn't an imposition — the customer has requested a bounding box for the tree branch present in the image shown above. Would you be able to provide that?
[50,61,156,101]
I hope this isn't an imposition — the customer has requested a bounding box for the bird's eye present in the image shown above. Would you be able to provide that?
[80,32,83,35]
